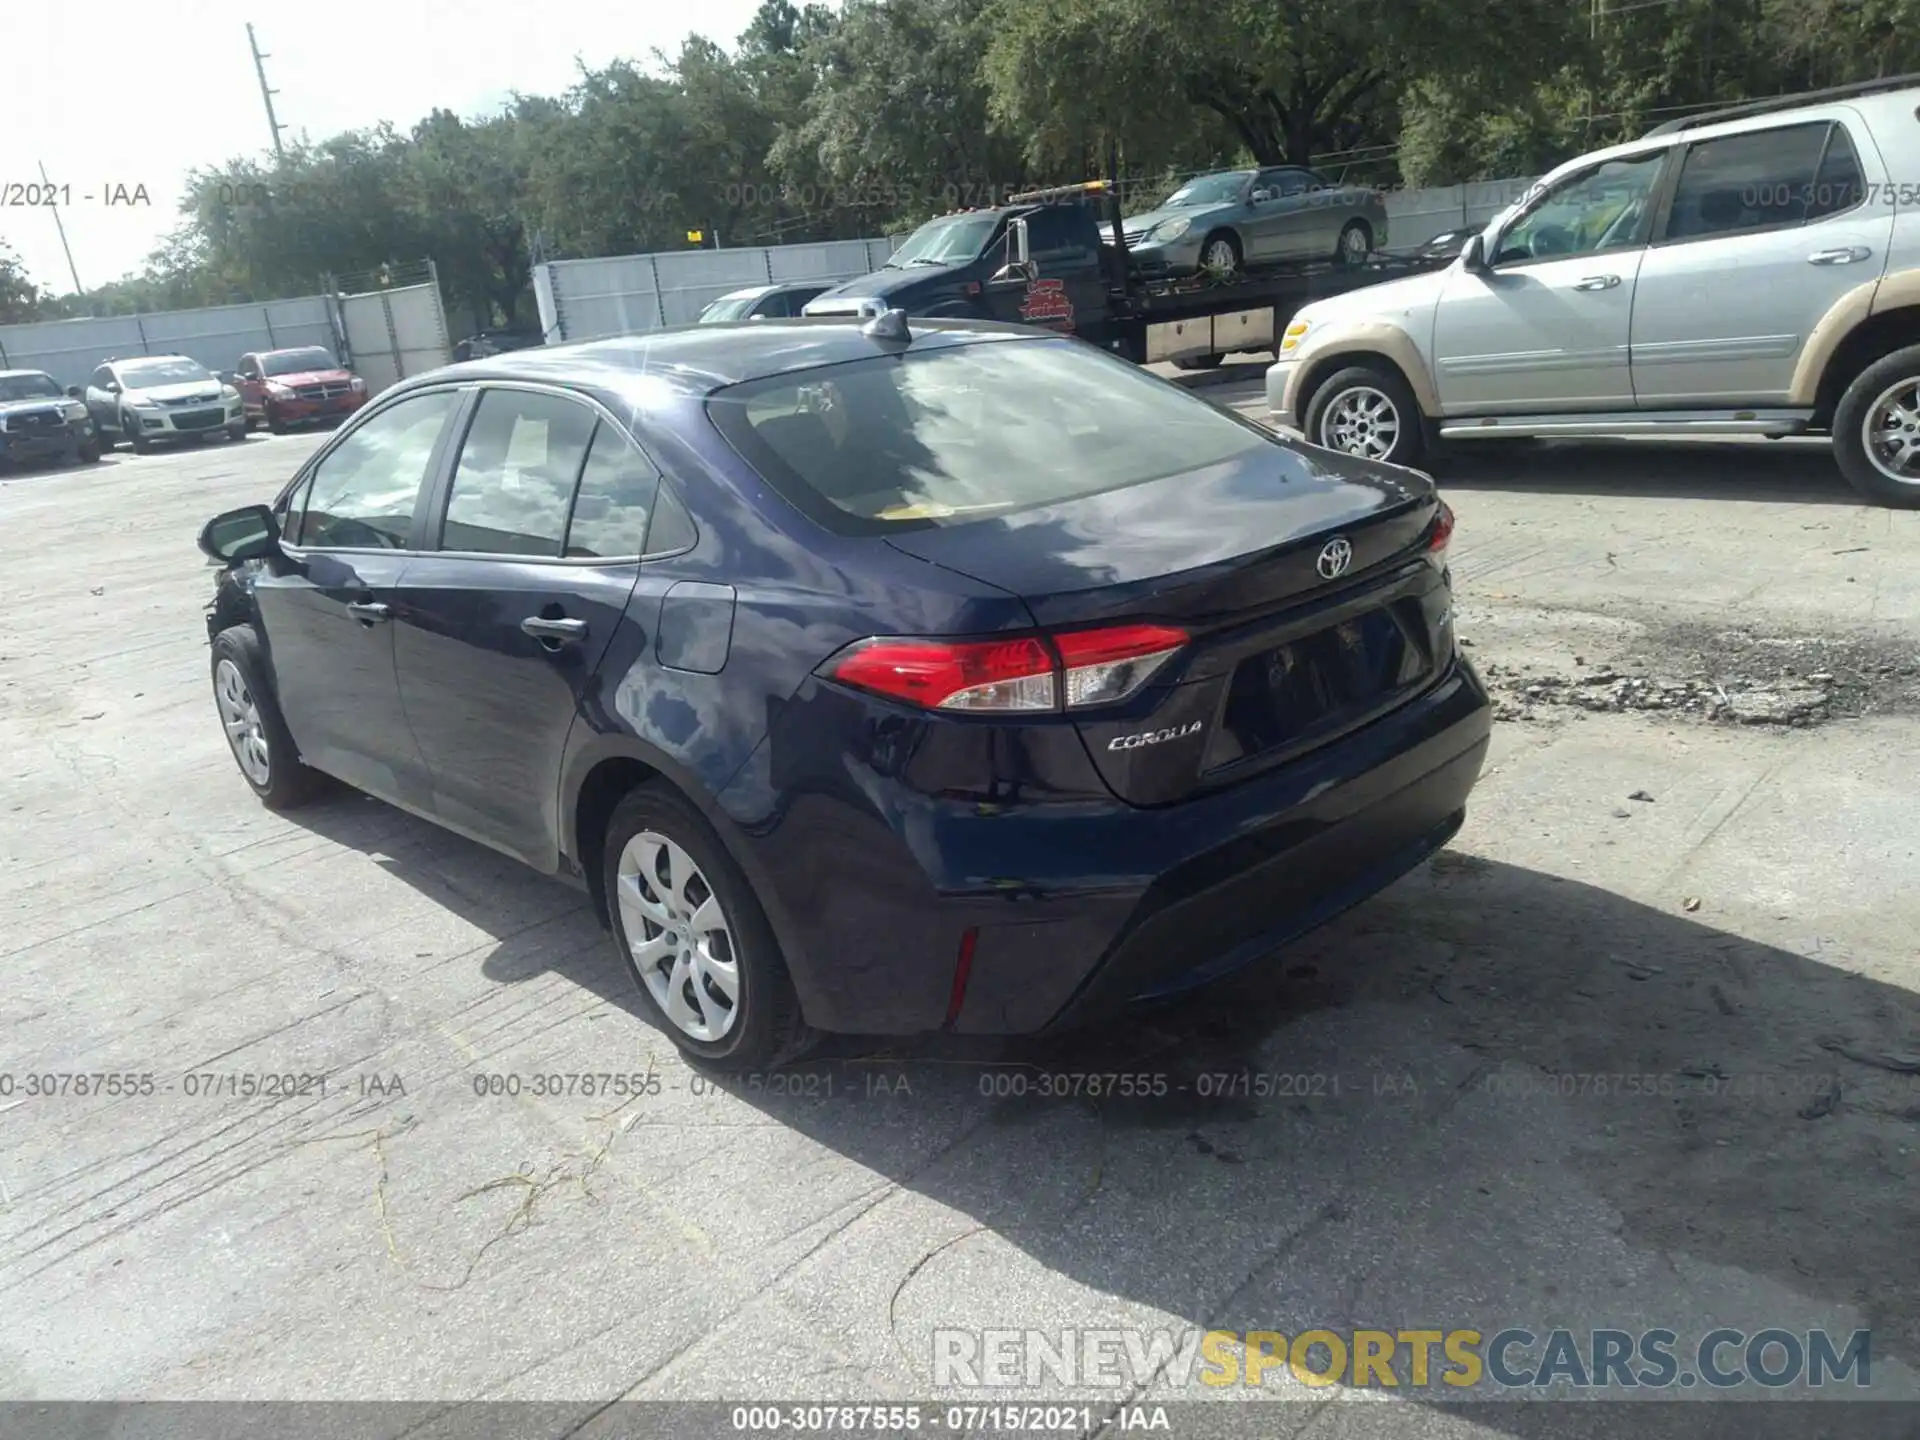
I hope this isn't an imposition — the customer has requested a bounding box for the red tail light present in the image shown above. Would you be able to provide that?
[1427,500,1455,561]
[824,623,1189,713]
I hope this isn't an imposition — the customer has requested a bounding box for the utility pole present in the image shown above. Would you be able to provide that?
[37,160,84,297]
[247,24,286,158]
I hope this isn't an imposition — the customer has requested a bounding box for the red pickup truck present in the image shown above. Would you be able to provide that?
[230,347,369,433]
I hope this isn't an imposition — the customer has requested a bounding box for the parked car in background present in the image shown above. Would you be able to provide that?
[231,346,368,433]
[697,282,834,322]
[84,355,245,453]
[450,329,546,363]
[1122,167,1388,279]
[1269,73,1920,507]
[195,313,1488,1070]
[0,369,102,468]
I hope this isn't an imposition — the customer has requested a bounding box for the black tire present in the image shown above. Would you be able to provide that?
[1302,362,1427,468]
[1174,353,1225,371]
[602,782,809,1071]
[76,437,101,463]
[226,422,248,442]
[210,625,326,810]
[1334,219,1373,269]
[1832,342,1920,508]
[1197,230,1242,281]
[268,409,290,435]
[124,410,152,453]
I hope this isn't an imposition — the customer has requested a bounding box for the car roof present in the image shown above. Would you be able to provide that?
[0,369,56,380]
[408,317,1043,400]
[712,285,780,302]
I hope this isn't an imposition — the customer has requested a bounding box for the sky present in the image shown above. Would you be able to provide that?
[1,0,767,297]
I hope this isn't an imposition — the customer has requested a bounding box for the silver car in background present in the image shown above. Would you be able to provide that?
[1121,167,1388,279]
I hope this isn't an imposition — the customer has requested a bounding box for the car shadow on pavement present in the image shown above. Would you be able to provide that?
[1430,439,1862,506]
[279,790,1918,1428]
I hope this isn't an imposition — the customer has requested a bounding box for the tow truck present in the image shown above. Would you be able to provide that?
[802,180,1455,368]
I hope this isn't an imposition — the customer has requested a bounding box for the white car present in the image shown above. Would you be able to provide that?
[83,355,246,453]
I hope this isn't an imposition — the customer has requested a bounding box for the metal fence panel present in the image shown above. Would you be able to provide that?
[0,297,335,390]
[336,280,451,393]
[1383,177,1542,248]
[536,234,912,344]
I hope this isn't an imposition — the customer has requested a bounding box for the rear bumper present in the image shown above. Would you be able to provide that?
[729,653,1491,1037]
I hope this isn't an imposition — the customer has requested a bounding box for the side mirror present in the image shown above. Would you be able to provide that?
[990,217,1036,283]
[1462,234,1489,272]
[105,381,122,395]
[65,385,81,399]
[198,503,280,564]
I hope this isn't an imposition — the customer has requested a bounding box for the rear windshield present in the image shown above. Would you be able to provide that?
[706,337,1269,533]
[700,295,760,322]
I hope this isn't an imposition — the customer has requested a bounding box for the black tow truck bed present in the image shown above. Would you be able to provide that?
[1002,180,1453,364]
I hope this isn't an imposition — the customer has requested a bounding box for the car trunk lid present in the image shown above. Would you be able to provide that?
[885,443,1451,805]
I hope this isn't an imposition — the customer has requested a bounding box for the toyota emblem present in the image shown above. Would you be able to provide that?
[1316,537,1353,580]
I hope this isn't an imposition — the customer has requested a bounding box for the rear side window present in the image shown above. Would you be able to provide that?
[297,390,460,549]
[441,389,596,556]
[565,422,661,558]
[707,337,1268,534]
[1807,125,1866,221]
[1664,122,1832,241]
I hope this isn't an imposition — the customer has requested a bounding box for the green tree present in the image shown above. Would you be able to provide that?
[0,242,44,324]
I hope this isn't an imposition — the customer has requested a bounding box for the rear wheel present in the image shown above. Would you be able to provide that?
[1833,343,1920,508]
[210,625,325,809]
[76,435,101,463]
[1304,363,1427,467]
[1335,219,1373,268]
[602,783,808,1071]
[1197,231,1242,281]
[226,421,247,442]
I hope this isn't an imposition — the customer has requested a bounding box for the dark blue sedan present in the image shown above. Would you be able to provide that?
[197,313,1491,1069]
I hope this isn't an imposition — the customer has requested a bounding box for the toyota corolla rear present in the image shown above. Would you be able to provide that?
[704,328,1491,1038]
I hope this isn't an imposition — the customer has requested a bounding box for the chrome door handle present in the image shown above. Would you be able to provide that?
[1808,246,1871,265]
[521,616,588,643]
[1572,274,1621,291]
[345,601,391,622]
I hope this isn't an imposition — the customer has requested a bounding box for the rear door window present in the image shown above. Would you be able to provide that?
[296,390,461,549]
[1662,122,1832,241]
[439,389,597,556]
[564,422,662,558]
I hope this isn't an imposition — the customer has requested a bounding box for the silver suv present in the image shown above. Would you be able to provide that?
[1268,74,1920,507]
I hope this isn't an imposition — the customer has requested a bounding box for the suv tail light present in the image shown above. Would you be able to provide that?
[823,623,1190,713]
[1426,500,1455,566]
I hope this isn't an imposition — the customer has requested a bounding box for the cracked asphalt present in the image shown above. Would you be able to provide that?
[2,393,1918,1438]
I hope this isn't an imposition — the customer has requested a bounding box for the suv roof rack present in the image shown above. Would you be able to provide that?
[1642,73,1920,138]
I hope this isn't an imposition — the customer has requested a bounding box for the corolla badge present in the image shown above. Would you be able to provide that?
[1108,720,1203,751]
[1316,536,1353,580]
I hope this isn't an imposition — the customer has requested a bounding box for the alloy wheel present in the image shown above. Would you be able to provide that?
[1319,385,1401,460]
[214,658,271,785]
[616,830,741,1042]
[1341,225,1369,264]
[1199,238,1238,280]
[1863,377,1920,486]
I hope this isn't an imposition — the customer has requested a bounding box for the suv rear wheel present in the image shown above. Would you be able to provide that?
[602,783,809,1071]
[1303,362,1426,467]
[1833,343,1920,508]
